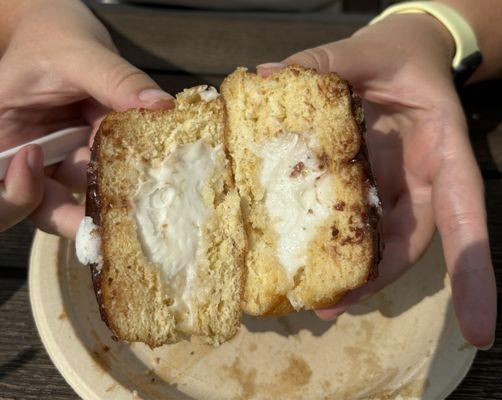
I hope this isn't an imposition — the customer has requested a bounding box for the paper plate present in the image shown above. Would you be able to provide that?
[29,231,475,400]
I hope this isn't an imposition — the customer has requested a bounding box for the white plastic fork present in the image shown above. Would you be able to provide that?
[0,126,92,181]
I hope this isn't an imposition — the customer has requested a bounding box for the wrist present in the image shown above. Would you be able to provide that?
[436,0,501,82]
[412,13,456,67]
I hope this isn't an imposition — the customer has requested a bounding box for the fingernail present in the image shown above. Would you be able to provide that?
[26,145,43,173]
[316,308,345,321]
[477,339,494,351]
[327,311,344,321]
[256,62,286,69]
[138,88,174,104]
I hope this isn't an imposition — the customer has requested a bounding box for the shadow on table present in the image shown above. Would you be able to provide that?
[0,221,35,307]
[0,278,25,309]
[100,20,225,92]
[0,348,39,381]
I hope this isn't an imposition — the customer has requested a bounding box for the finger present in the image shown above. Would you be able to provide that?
[0,145,44,231]
[63,44,175,112]
[256,62,287,77]
[29,177,84,239]
[52,146,90,192]
[433,144,496,349]
[256,42,346,77]
[256,37,378,87]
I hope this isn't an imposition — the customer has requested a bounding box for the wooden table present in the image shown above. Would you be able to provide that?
[1,2,501,399]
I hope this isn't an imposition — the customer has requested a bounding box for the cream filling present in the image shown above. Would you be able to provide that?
[198,86,219,102]
[76,216,103,271]
[133,139,224,328]
[252,133,333,282]
[368,185,382,214]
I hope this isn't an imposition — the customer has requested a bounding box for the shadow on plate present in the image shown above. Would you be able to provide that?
[242,310,333,337]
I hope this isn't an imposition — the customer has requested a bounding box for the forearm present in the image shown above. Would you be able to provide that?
[438,0,502,82]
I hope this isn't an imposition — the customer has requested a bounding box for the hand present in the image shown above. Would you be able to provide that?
[0,0,174,238]
[258,13,496,349]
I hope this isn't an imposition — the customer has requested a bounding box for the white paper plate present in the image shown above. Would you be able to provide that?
[29,231,475,400]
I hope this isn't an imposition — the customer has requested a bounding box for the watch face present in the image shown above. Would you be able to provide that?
[454,51,483,86]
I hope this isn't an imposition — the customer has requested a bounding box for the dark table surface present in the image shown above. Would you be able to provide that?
[1,2,502,399]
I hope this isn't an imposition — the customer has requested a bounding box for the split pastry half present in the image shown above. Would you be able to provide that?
[221,66,381,316]
[77,86,246,346]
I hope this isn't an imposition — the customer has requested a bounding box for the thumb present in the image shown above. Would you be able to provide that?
[67,44,174,112]
[257,38,376,86]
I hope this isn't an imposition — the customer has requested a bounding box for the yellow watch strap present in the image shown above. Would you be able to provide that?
[369,1,480,71]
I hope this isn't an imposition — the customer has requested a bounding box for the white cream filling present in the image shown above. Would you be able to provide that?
[368,185,382,214]
[75,216,103,271]
[133,139,223,327]
[198,86,219,102]
[252,133,333,281]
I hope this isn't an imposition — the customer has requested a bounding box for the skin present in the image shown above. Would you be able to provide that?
[0,1,499,349]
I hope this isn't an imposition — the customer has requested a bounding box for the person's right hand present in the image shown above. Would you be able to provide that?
[0,0,174,238]
[258,13,496,349]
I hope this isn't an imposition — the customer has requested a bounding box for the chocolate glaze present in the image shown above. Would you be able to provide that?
[85,126,115,336]
[347,85,383,281]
